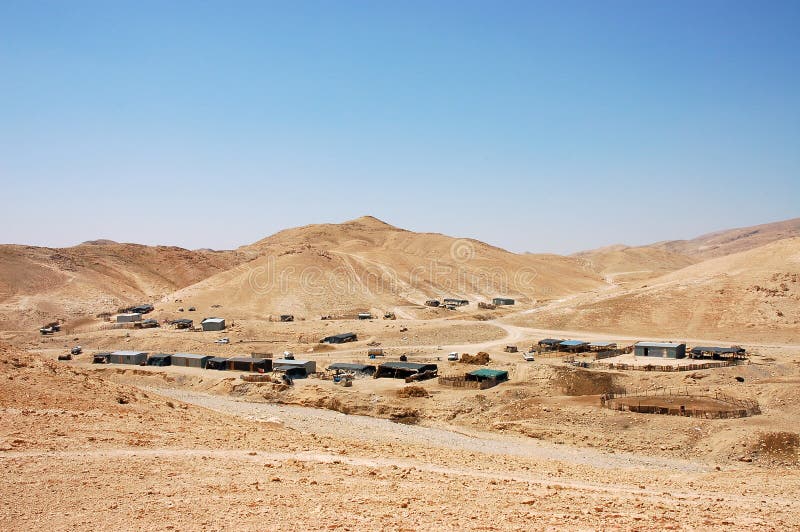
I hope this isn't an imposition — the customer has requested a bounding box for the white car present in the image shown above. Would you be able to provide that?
[447,352,459,361]
[522,352,535,362]
[215,337,230,345]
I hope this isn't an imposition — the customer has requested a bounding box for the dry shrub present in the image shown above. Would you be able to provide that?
[460,352,490,365]
[397,385,429,398]
[756,432,799,462]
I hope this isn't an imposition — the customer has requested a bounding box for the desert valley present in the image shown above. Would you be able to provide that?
[1,215,799,530]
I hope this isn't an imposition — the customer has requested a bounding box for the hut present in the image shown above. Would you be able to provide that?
[375,362,438,380]
[226,357,272,372]
[205,357,229,370]
[146,353,172,367]
[116,313,142,323]
[170,318,193,329]
[327,362,376,376]
[689,346,746,360]
[466,368,509,387]
[358,313,373,320]
[272,359,316,378]
[92,352,111,364]
[558,340,590,353]
[634,342,686,359]
[171,353,212,368]
[108,351,148,365]
[424,299,440,307]
[443,298,469,307]
[492,297,515,306]
[321,332,358,344]
[537,338,563,351]
[201,317,226,331]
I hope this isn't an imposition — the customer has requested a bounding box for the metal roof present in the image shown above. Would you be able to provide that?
[148,353,171,359]
[172,353,211,360]
[207,357,230,363]
[201,317,225,323]
[468,369,508,378]
[228,356,269,363]
[111,350,148,356]
[635,342,685,348]
[273,359,312,365]
[559,340,588,346]
[328,363,376,372]
[379,362,437,371]
[589,342,617,347]
[538,338,563,344]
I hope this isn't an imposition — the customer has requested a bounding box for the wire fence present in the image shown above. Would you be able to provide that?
[600,387,761,418]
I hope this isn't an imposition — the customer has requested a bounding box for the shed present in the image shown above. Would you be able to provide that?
[272,359,316,378]
[109,350,148,365]
[201,317,226,331]
[466,368,509,383]
[375,362,438,379]
[424,299,440,307]
[321,332,358,344]
[327,363,376,375]
[443,298,469,307]
[559,340,590,352]
[492,298,515,306]
[689,346,746,359]
[358,313,373,320]
[206,357,230,370]
[131,304,154,314]
[171,353,212,368]
[538,338,563,348]
[634,342,686,359]
[92,352,111,364]
[226,357,272,372]
[116,313,142,323]
[146,353,172,367]
[589,342,617,351]
[279,314,294,322]
[170,318,193,329]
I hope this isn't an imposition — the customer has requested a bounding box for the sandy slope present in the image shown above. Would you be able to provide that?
[512,238,800,342]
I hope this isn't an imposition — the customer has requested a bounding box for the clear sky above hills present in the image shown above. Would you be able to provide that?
[1,1,798,253]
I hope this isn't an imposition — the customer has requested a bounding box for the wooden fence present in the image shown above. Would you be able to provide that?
[600,387,760,419]
[591,359,744,372]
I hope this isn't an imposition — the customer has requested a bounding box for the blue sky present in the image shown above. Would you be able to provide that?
[1,0,798,253]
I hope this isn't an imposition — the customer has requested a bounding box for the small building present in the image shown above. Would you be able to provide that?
[538,338,563,350]
[368,347,384,357]
[466,368,509,386]
[279,314,294,322]
[272,359,316,378]
[327,362,376,376]
[116,313,142,323]
[201,317,226,331]
[559,340,590,353]
[424,299,440,307]
[321,332,358,344]
[171,353,212,368]
[226,357,272,372]
[92,352,111,364]
[504,345,518,353]
[443,298,469,307]
[589,342,617,351]
[130,304,154,314]
[146,353,172,367]
[358,313,373,320]
[634,342,686,359]
[134,318,160,329]
[170,318,193,329]
[108,350,148,365]
[689,346,746,360]
[205,357,229,370]
[492,297,515,306]
[375,362,438,380]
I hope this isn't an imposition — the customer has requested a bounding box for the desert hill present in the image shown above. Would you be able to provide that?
[166,216,605,319]
[0,242,252,330]
[654,217,800,259]
[517,237,800,342]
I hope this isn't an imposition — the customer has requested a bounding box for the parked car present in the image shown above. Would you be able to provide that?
[522,352,535,362]
[214,337,230,345]
[70,346,82,355]
[283,351,295,360]
[447,352,459,361]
